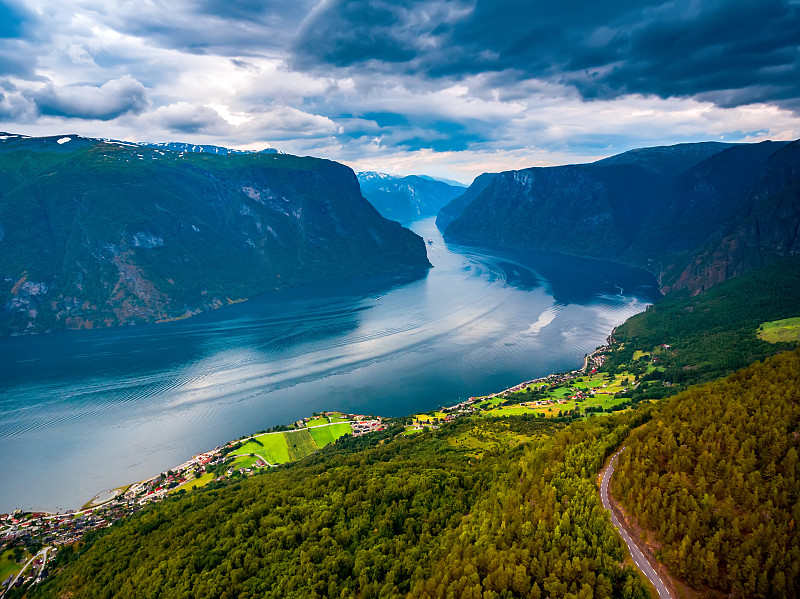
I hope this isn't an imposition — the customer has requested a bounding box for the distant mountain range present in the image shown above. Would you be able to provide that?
[0,133,430,335]
[357,172,465,223]
[136,141,280,155]
[439,140,800,293]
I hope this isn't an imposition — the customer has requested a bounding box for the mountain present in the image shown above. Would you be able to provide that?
[612,349,800,597]
[439,140,798,293]
[19,226,800,598]
[661,140,800,293]
[136,141,280,155]
[435,171,498,231]
[0,133,430,335]
[357,172,465,223]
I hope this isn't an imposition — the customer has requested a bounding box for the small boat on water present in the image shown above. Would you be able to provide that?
[427,238,433,245]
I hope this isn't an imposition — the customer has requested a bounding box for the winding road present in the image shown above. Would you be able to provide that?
[1,546,49,598]
[601,448,671,599]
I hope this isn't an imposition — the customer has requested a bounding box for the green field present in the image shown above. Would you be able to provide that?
[477,368,638,420]
[230,455,262,469]
[758,316,800,343]
[482,405,538,416]
[285,429,318,461]
[308,422,352,447]
[0,549,25,581]
[415,411,449,422]
[234,433,291,464]
[305,417,328,427]
[187,472,216,489]
[401,428,423,435]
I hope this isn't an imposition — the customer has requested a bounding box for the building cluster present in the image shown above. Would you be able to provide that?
[351,418,386,436]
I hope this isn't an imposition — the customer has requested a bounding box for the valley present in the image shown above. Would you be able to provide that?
[1,139,798,599]
[0,217,660,514]
[3,1,799,596]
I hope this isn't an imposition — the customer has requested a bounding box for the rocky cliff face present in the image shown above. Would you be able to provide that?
[661,140,800,293]
[435,172,497,232]
[440,140,798,293]
[357,172,465,223]
[0,134,430,335]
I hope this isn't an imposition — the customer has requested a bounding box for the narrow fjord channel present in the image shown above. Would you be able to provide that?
[0,218,660,512]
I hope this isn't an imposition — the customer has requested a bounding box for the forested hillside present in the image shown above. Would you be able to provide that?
[601,255,800,396]
[0,134,430,335]
[612,349,800,598]
[440,140,800,294]
[28,414,652,599]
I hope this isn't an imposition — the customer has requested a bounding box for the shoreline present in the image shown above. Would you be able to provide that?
[3,342,616,518]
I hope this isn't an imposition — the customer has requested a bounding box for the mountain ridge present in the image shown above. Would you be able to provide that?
[357,171,465,223]
[440,139,798,293]
[0,134,431,336]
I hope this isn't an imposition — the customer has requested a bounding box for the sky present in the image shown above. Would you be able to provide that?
[1,0,799,183]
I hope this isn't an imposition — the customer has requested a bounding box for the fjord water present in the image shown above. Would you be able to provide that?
[0,218,660,512]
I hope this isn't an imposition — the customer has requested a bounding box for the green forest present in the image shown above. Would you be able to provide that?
[11,258,800,599]
[612,349,800,598]
[602,256,800,393]
[26,414,652,599]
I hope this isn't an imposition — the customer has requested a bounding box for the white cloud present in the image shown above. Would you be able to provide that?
[147,102,231,134]
[0,1,797,182]
[31,75,149,120]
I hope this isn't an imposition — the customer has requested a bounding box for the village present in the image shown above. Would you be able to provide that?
[404,343,663,431]
[0,412,386,596]
[2,342,664,596]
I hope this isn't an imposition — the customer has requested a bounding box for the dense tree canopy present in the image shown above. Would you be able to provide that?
[613,349,800,598]
[30,416,652,599]
[603,256,800,393]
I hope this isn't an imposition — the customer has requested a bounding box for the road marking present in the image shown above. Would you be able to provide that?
[602,448,671,599]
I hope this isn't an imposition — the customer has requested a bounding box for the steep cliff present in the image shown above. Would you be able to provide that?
[0,134,431,335]
[435,172,497,231]
[661,140,800,293]
[357,172,465,223]
[441,140,798,293]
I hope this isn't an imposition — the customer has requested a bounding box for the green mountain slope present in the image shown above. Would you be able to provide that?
[19,253,800,599]
[0,134,431,335]
[612,349,800,598]
[601,255,800,396]
[30,414,653,599]
[440,140,798,294]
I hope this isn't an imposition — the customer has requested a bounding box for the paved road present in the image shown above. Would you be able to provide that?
[602,448,671,599]
[1,546,49,598]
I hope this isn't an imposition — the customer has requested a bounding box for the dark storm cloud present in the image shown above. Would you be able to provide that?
[292,0,800,110]
[107,0,318,56]
[197,0,308,24]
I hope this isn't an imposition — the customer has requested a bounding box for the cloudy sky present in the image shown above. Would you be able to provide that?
[1,0,799,182]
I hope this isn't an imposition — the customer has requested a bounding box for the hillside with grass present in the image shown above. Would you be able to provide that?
[0,134,430,335]
[600,255,800,397]
[13,249,800,598]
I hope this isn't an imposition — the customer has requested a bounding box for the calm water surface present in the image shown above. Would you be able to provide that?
[0,218,661,512]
